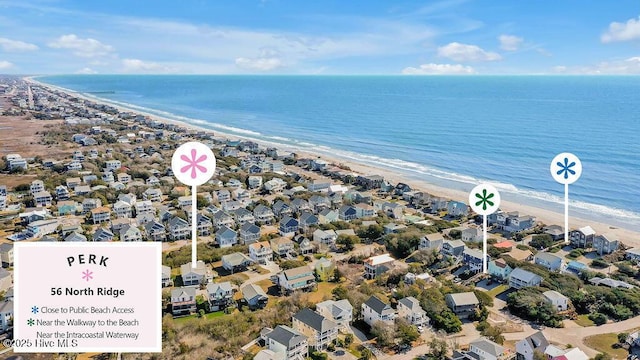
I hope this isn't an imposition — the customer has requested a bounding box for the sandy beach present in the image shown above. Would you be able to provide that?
[26,77,640,249]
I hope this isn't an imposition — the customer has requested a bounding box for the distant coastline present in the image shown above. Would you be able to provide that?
[29,75,640,235]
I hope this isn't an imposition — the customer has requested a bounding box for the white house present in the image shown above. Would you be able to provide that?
[292,308,338,351]
[315,299,353,332]
[30,180,45,195]
[180,260,212,286]
[362,295,395,327]
[363,253,395,279]
[397,296,428,327]
[516,331,549,360]
[543,290,569,312]
[113,200,133,218]
[249,241,273,264]
[33,191,53,207]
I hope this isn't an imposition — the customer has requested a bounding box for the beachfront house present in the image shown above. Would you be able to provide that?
[593,234,619,255]
[543,225,565,241]
[447,201,469,217]
[445,292,479,319]
[362,295,395,326]
[397,296,429,327]
[570,226,596,248]
[249,241,273,264]
[508,268,542,289]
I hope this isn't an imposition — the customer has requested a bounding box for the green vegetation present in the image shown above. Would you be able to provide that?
[163,243,249,268]
[506,287,563,327]
[529,234,554,249]
[584,333,629,359]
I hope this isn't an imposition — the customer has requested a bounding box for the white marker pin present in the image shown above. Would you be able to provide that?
[172,142,216,268]
[550,153,582,244]
[469,184,501,274]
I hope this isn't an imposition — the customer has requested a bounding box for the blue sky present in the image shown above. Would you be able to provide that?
[0,0,639,74]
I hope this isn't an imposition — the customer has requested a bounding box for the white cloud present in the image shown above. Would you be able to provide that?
[553,57,640,74]
[75,67,97,74]
[235,57,283,71]
[48,34,114,57]
[437,42,501,62]
[601,16,640,43]
[0,37,38,52]
[402,63,476,75]
[0,60,13,69]
[498,34,523,51]
[121,58,173,73]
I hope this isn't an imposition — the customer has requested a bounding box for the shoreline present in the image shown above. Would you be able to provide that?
[26,77,640,248]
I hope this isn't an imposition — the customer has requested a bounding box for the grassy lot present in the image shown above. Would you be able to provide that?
[254,265,271,274]
[255,278,273,290]
[216,273,249,284]
[574,314,595,327]
[174,310,228,323]
[304,282,338,303]
[486,284,509,298]
[584,333,628,359]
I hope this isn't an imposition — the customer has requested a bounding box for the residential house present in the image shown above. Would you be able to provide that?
[291,199,311,214]
[277,266,316,293]
[55,185,70,201]
[206,282,234,311]
[363,253,395,279]
[315,299,353,332]
[196,214,212,236]
[264,325,308,360]
[593,234,619,255]
[626,248,640,261]
[569,226,596,248]
[354,203,376,219]
[508,268,543,289]
[308,195,331,213]
[0,244,13,267]
[73,185,91,196]
[171,287,197,316]
[445,292,480,319]
[463,248,488,273]
[24,219,58,238]
[177,196,192,209]
[488,259,513,281]
[242,283,268,309]
[404,272,432,285]
[462,227,482,242]
[66,177,82,190]
[91,207,110,224]
[589,277,635,289]
[313,229,338,248]
[543,225,565,241]
[254,204,275,224]
[232,208,255,225]
[64,231,87,242]
[102,172,115,183]
[180,260,212,286]
[314,257,335,281]
[0,196,5,211]
[543,290,569,312]
[338,205,357,221]
[380,202,404,219]
[516,331,549,360]
[222,252,252,273]
[544,345,589,360]
[168,216,190,240]
[356,175,384,190]
[116,173,131,184]
[143,188,162,202]
[119,224,142,242]
[213,211,235,229]
[447,201,469,217]
[248,176,263,189]
[362,295,395,326]
[292,308,338,351]
[6,154,27,171]
[534,252,564,271]
[271,237,295,257]
[298,212,319,232]
[240,222,261,244]
[491,211,536,233]
[307,179,331,192]
[264,178,287,193]
[249,241,273,264]
[113,200,133,218]
[279,216,299,237]
[143,221,166,241]
[93,228,114,242]
[33,191,53,207]
[215,225,238,248]
[273,200,292,217]
[146,176,160,186]
[215,189,231,203]
[441,240,465,258]
[30,180,45,195]
[397,296,429,327]
[0,300,13,333]
[295,235,315,255]
[318,209,339,225]
[134,200,154,216]
[419,233,444,251]
[464,337,507,360]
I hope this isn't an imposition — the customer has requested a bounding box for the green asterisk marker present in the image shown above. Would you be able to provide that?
[475,189,495,211]
[27,318,35,326]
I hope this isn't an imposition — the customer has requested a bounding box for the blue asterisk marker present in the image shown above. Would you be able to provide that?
[31,306,39,314]
[556,157,576,180]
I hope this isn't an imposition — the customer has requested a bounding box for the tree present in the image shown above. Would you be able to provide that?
[588,312,607,325]
[360,347,373,360]
[426,337,448,359]
[431,310,462,333]
[396,318,419,345]
[594,353,612,360]
[618,332,629,344]
[529,234,554,249]
[533,350,547,360]
[358,224,384,241]
[336,234,358,251]
[344,333,354,346]
[449,229,462,239]
[370,321,395,348]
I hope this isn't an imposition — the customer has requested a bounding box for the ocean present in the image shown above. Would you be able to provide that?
[38,75,640,230]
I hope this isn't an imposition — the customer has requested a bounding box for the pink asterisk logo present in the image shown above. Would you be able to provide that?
[82,269,93,282]
[180,148,208,179]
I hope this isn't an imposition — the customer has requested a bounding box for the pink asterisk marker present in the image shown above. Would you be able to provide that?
[82,269,93,282]
[180,148,208,179]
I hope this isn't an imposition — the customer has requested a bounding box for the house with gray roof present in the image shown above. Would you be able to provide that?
[508,268,542,289]
[516,331,549,360]
[362,295,395,327]
[242,283,268,309]
[206,282,234,311]
[93,228,114,242]
[593,234,619,255]
[213,210,235,229]
[254,204,275,224]
[292,308,338,350]
[144,220,165,241]
[419,233,444,251]
[543,290,569,311]
[534,252,564,271]
[171,287,196,316]
[64,231,87,242]
[264,325,308,360]
[467,337,506,360]
[168,216,190,240]
[315,299,353,331]
[240,222,261,245]
[441,239,465,258]
[397,296,429,326]
[445,292,479,319]
[0,299,13,332]
[215,225,238,248]
[222,252,253,273]
[119,224,142,242]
